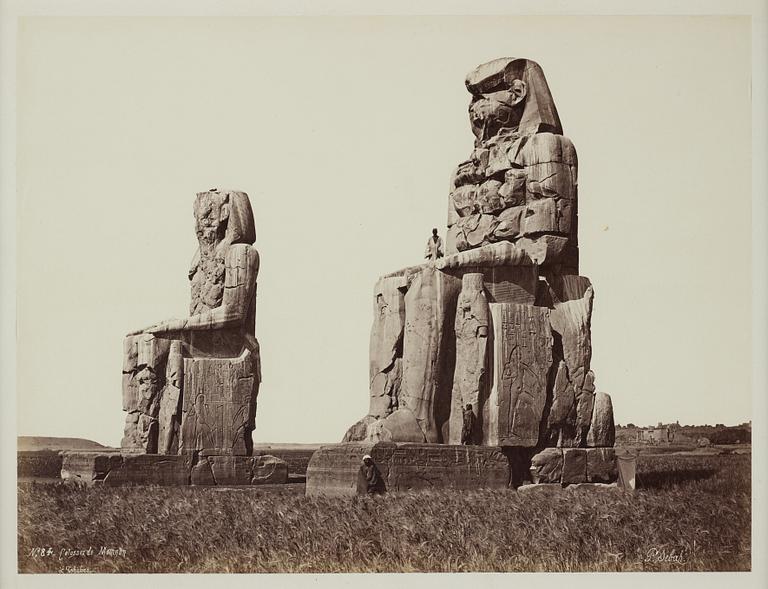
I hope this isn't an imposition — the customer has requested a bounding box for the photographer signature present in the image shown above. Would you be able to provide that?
[644,547,687,565]
[604,541,696,567]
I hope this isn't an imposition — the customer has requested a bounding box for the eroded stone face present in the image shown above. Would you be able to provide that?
[447,58,578,273]
[530,448,563,484]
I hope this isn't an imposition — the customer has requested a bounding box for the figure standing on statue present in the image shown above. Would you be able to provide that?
[424,228,444,260]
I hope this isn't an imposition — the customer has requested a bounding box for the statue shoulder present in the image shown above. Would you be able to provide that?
[515,133,578,167]
[225,243,260,275]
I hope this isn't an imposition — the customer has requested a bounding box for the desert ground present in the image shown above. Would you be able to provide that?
[17,447,750,573]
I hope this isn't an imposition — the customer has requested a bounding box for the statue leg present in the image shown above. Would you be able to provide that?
[157,340,183,455]
[121,334,170,453]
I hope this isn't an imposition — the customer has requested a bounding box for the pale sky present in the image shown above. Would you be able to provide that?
[16,16,752,446]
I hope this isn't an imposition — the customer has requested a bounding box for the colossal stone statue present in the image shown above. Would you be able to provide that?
[343,58,616,479]
[62,188,289,487]
[121,189,261,460]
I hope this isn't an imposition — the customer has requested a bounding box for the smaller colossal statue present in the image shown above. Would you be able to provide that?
[121,189,261,458]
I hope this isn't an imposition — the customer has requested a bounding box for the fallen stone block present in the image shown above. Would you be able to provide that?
[517,483,564,495]
[565,482,621,493]
[529,448,563,483]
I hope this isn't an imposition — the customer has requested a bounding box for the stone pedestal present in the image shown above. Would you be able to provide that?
[306,443,510,497]
[60,451,287,487]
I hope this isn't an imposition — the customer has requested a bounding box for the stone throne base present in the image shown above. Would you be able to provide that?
[60,451,288,487]
[305,443,618,497]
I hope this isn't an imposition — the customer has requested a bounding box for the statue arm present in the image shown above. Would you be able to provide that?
[140,244,259,335]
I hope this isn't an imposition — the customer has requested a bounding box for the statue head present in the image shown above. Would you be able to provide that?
[465,58,562,141]
[194,189,256,247]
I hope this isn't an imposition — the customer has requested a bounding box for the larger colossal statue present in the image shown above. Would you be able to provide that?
[344,58,615,472]
[121,189,261,458]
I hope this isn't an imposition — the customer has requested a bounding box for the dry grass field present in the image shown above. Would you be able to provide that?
[17,451,750,573]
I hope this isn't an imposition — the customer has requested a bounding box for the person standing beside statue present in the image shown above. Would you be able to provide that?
[358,455,384,495]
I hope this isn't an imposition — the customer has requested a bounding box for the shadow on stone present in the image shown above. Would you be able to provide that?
[638,468,717,489]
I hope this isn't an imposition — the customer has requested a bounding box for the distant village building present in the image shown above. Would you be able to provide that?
[636,425,675,444]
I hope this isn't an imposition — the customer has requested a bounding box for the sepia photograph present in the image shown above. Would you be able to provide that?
[1,1,766,586]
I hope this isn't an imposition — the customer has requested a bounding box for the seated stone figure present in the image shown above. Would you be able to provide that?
[122,189,261,457]
[344,59,614,456]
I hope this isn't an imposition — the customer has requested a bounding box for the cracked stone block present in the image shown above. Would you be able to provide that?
[400,266,462,443]
[587,392,616,447]
[586,448,617,483]
[547,275,595,447]
[61,452,124,485]
[208,455,250,485]
[103,455,192,486]
[561,448,587,484]
[181,349,259,456]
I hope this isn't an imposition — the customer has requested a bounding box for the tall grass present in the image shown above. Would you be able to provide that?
[17,453,750,573]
